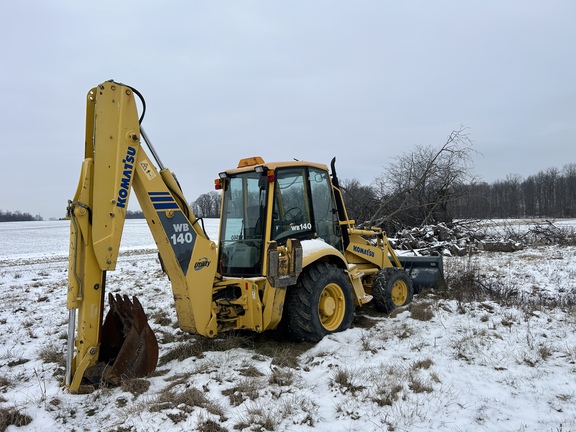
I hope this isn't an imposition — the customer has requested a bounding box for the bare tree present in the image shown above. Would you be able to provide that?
[192,191,221,218]
[562,163,576,216]
[364,126,476,231]
[522,176,537,217]
[340,179,379,223]
[491,174,523,218]
[450,181,492,219]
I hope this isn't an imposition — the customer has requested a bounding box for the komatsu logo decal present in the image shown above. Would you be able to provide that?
[353,245,375,257]
[116,146,136,208]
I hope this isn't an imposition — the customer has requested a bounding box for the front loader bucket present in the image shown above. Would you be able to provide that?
[398,256,445,293]
[85,294,159,386]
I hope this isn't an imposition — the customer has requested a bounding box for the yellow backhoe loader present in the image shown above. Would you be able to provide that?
[65,80,444,393]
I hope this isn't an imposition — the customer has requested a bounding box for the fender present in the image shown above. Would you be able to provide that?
[300,239,347,268]
[300,239,372,306]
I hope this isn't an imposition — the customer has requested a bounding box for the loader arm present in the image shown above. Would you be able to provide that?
[66,81,218,392]
[329,157,444,295]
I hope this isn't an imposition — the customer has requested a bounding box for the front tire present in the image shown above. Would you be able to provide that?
[282,262,355,342]
[372,268,414,313]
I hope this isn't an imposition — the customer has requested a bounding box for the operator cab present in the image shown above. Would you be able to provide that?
[216,158,342,277]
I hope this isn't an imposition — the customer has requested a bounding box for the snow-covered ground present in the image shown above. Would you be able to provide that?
[1,220,576,431]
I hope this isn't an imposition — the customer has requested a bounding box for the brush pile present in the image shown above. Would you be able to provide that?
[389,221,524,256]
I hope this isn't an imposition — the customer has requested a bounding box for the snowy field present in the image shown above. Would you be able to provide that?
[1,220,576,431]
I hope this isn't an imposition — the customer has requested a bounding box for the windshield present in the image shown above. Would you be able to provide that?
[219,172,267,276]
[271,167,341,249]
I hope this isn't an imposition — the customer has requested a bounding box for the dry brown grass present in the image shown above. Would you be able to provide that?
[197,418,229,432]
[120,378,150,397]
[150,385,224,419]
[0,407,32,430]
[250,335,313,369]
[331,368,365,394]
[238,363,264,377]
[441,259,576,314]
[0,376,11,390]
[408,374,434,393]
[371,381,403,407]
[234,403,278,431]
[222,377,263,406]
[38,343,65,367]
[268,367,294,387]
[158,338,216,364]
[407,301,435,321]
[412,358,434,370]
[159,333,258,365]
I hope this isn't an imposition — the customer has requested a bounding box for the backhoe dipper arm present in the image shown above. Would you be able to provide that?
[66,81,218,392]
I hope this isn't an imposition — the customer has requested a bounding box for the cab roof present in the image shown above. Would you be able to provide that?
[224,156,330,176]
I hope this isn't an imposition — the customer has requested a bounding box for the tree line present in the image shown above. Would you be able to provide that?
[0,210,43,222]
[339,127,575,232]
[7,128,571,228]
[450,165,576,219]
[1,209,150,222]
[186,126,574,234]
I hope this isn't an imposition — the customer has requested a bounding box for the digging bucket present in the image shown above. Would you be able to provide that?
[398,255,445,293]
[84,294,159,386]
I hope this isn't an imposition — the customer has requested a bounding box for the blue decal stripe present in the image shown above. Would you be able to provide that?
[149,192,177,210]
[153,202,180,210]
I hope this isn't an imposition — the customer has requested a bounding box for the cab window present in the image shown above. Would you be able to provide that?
[309,167,341,250]
[272,167,313,243]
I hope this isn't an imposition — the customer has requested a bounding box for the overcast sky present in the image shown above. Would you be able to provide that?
[1,1,574,219]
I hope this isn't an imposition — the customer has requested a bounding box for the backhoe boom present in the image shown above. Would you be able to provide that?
[66,81,218,392]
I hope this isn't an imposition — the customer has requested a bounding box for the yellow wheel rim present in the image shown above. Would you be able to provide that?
[318,283,345,331]
[391,279,408,306]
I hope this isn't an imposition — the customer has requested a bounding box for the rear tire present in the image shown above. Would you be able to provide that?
[282,262,355,342]
[372,268,414,313]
